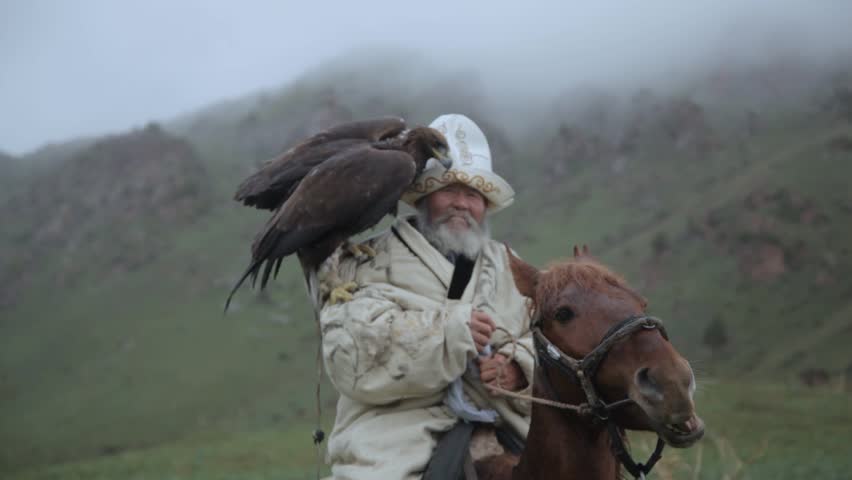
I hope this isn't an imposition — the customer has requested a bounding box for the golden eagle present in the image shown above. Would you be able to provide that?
[225,117,452,311]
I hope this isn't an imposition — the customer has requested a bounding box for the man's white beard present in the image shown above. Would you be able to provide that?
[415,204,490,260]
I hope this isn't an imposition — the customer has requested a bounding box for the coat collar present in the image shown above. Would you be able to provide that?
[393,217,483,297]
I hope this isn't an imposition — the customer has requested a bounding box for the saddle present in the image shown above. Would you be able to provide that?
[422,422,523,480]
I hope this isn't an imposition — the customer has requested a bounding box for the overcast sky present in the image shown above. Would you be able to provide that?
[2,0,851,155]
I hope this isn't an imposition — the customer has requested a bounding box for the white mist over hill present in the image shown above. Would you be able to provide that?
[2,0,851,154]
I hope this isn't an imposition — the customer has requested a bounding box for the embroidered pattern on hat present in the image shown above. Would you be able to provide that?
[410,170,501,194]
[455,126,474,165]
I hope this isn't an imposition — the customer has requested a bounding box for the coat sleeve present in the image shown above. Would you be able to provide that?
[496,332,535,416]
[490,244,536,416]
[320,281,478,406]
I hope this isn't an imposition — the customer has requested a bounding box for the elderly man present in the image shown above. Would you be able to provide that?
[319,114,534,480]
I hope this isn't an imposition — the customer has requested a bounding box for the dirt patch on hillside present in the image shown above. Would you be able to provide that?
[738,243,787,281]
[685,187,832,283]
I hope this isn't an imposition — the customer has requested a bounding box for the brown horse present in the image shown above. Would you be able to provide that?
[475,246,705,479]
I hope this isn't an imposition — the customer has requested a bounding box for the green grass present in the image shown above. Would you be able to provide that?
[630,380,852,480]
[10,426,330,480]
[0,204,331,471]
[7,380,850,480]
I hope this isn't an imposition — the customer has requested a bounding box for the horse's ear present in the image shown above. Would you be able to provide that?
[505,244,539,298]
[573,244,592,259]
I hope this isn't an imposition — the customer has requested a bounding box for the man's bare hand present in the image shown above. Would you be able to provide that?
[478,353,528,392]
[469,310,495,353]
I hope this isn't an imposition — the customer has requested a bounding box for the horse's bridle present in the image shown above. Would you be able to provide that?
[531,313,669,480]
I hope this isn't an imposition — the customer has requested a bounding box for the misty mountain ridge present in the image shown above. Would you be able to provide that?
[2,50,849,314]
[0,124,210,307]
[2,51,850,329]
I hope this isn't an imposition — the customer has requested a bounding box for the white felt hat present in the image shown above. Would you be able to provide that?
[402,113,514,213]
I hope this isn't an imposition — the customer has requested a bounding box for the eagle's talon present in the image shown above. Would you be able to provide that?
[359,244,377,258]
[328,282,359,304]
[347,243,377,259]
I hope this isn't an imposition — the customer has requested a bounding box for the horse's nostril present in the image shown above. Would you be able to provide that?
[635,367,664,403]
[636,367,652,385]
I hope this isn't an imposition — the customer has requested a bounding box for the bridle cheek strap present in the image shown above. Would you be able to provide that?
[531,314,669,478]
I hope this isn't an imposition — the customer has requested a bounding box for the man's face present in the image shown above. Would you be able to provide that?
[425,183,487,231]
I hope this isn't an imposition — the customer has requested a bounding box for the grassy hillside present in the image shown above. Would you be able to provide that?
[518,116,852,376]
[0,124,211,307]
[1,58,851,477]
[10,380,852,480]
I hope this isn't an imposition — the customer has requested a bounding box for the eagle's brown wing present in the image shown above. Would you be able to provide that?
[233,116,406,210]
[225,144,416,309]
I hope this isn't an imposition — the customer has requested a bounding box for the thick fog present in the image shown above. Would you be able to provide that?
[2,0,851,154]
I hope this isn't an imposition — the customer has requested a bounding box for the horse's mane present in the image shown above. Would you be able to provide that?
[534,258,647,312]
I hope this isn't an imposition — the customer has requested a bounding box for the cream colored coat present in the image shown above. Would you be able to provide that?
[319,217,534,480]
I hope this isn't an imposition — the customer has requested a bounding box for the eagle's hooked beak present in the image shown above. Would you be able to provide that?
[433,148,453,170]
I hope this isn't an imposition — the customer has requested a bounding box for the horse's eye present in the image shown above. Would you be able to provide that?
[554,307,575,323]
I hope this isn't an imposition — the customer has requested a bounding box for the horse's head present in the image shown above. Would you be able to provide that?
[508,245,704,448]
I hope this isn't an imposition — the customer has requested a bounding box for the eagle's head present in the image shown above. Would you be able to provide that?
[407,127,452,171]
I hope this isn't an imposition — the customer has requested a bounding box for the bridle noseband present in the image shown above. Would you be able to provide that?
[531,313,669,479]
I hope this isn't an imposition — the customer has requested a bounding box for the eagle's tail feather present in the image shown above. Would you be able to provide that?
[224,257,264,313]
[225,227,322,314]
[260,257,275,290]
[298,253,321,313]
[273,257,284,280]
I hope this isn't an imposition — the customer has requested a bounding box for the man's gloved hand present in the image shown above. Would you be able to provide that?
[469,310,495,353]
[478,353,528,392]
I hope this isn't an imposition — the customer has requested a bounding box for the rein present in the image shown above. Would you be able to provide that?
[487,314,670,479]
